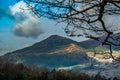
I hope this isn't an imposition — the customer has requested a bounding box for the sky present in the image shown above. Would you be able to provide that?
[0,0,87,55]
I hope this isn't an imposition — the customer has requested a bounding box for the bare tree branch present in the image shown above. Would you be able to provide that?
[24,0,120,60]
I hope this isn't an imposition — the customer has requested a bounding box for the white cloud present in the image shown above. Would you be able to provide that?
[10,1,44,38]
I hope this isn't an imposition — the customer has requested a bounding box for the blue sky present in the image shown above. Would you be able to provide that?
[0,0,87,55]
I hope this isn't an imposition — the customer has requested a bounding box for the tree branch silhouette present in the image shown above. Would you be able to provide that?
[24,0,120,60]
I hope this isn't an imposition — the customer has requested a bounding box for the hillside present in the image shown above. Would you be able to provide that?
[3,35,91,68]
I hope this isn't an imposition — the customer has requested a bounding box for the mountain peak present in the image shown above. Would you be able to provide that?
[46,35,68,41]
[49,35,62,38]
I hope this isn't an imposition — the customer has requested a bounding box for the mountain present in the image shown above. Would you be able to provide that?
[6,35,79,55]
[5,35,103,56]
[3,35,91,68]
[5,34,106,57]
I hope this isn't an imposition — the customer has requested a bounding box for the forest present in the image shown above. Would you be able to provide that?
[0,57,119,80]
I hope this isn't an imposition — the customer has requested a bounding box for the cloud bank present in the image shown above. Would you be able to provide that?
[10,1,44,38]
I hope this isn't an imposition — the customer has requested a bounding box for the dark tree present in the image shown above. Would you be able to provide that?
[23,0,120,60]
